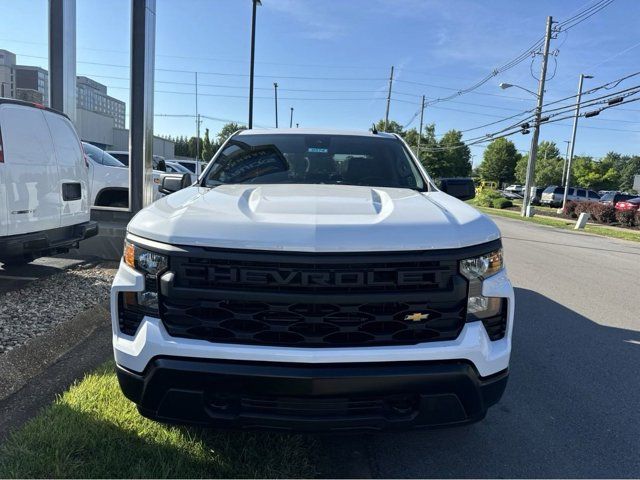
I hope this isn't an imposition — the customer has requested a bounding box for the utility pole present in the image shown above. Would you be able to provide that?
[384,65,394,131]
[195,71,200,161]
[289,107,294,128]
[273,82,279,127]
[521,16,553,217]
[561,73,593,211]
[195,114,201,160]
[562,140,571,186]
[248,0,260,129]
[416,94,426,158]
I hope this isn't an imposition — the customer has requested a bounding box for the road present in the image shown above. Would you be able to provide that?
[327,215,640,478]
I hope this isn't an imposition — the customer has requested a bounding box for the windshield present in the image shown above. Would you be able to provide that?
[202,133,427,191]
[167,162,191,173]
[83,143,125,167]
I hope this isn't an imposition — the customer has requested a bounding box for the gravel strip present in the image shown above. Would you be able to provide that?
[0,264,116,354]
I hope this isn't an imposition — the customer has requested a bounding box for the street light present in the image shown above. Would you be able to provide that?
[561,74,593,212]
[248,0,261,129]
[499,82,539,98]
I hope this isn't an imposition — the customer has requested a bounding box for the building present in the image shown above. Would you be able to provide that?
[76,76,125,129]
[15,65,48,105]
[0,48,173,157]
[0,49,16,98]
[111,128,175,158]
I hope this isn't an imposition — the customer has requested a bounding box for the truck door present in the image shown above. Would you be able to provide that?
[0,103,61,236]
[43,111,90,228]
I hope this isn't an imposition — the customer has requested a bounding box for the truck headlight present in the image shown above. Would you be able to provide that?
[124,239,168,276]
[460,248,503,280]
[122,239,168,313]
[460,248,507,340]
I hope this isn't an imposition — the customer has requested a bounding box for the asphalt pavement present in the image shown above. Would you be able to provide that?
[328,215,640,478]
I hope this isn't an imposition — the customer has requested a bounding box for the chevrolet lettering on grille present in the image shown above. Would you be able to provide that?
[201,266,440,288]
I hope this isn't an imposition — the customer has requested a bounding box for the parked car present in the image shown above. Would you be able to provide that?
[540,185,600,207]
[614,197,640,212]
[530,187,545,206]
[169,159,206,177]
[505,184,524,194]
[598,192,637,206]
[112,128,513,431]
[83,142,129,208]
[105,150,167,200]
[106,150,167,172]
[165,160,196,183]
[501,190,523,200]
[0,99,98,265]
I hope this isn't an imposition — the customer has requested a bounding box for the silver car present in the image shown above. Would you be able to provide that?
[540,186,600,207]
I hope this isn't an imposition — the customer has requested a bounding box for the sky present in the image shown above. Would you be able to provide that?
[1,0,639,165]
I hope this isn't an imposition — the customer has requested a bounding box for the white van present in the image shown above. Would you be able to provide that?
[0,99,98,265]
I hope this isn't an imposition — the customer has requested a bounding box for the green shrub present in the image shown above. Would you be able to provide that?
[492,198,513,209]
[475,190,503,207]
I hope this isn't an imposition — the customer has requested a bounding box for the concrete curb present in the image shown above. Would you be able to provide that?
[0,303,112,442]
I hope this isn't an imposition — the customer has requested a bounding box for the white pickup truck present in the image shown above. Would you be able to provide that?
[111,128,514,431]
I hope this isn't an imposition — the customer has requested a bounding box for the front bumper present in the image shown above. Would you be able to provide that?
[111,261,514,377]
[117,357,508,431]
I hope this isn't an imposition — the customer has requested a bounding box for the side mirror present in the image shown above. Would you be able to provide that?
[156,159,166,172]
[437,178,476,201]
[159,173,191,195]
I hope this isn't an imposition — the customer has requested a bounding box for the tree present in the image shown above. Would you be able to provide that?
[374,119,404,135]
[514,140,563,186]
[478,138,520,184]
[572,156,619,191]
[201,128,214,161]
[619,155,640,193]
[425,130,471,178]
[216,122,246,145]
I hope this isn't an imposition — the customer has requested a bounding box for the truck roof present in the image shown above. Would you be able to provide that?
[236,128,398,139]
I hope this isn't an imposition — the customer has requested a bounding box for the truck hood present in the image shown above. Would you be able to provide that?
[128,184,500,252]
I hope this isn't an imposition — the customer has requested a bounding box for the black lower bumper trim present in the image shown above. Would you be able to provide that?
[0,221,98,261]
[116,358,508,432]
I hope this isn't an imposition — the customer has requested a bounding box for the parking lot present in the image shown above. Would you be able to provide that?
[324,215,640,477]
[0,213,639,477]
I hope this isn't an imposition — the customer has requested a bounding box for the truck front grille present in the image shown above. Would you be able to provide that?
[161,298,466,347]
[158,248,473,348]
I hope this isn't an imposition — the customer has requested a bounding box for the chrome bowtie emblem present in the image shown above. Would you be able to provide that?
[404,312,429,322]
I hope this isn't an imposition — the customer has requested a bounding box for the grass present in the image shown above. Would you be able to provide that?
[0,363,319,478]
[476,205,640,243]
